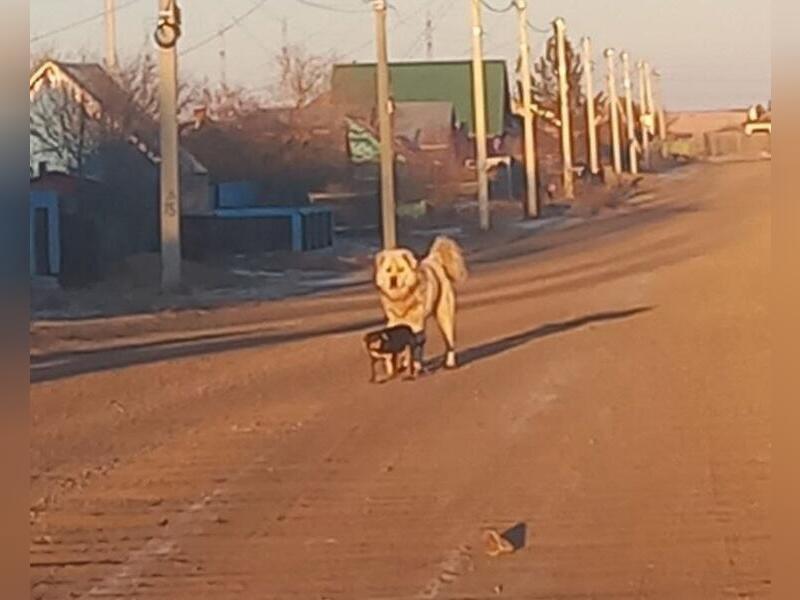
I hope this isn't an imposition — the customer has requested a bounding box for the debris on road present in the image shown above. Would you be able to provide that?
[482,529,515,557]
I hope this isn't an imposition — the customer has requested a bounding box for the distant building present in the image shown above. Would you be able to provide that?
[665,107,770,160]
[29,59,212,215]
[28,60,213,285]
[331,60,514,149]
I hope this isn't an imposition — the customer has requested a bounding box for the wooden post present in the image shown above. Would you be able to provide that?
[605,48,622,175]
[554,17,574,199]
[621,51,638,174]
[373,0,397,248]
[517,0,539,217]
[470,0,491,229]
[582,36,599,176]
[155,0,182,290]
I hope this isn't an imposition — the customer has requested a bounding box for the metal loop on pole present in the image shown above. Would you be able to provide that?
[154,1,181,49]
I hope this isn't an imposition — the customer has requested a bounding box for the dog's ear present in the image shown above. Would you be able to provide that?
[399,249,418,270]
[374,251,388,271]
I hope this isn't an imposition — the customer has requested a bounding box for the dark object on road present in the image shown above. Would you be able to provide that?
[483,522,527,556]
[500,522,527,551]
[483,529,515,557]
[364,325,425,383]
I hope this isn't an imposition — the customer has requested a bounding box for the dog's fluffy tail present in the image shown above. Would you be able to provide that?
[428,236,467,283]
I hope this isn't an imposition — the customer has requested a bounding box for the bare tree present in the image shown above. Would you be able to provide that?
[195,80,261,121]
[276,44,336,109]
[115,51,201,120]
[531,33,585,117]
[30,84,101,176]
[30,50,205,174]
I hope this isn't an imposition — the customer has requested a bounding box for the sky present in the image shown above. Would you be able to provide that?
[30,0,772,111]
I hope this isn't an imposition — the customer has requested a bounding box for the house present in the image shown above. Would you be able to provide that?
[29,60,219,285]
[667,109,749,138]
[744,104,771,136]
[331,60,513,152]
[393,101,457,151]
[665,107,770,159]
[30,165,160,286]
[29,60,212,215]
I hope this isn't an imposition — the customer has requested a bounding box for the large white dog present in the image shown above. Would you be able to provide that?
[373,236,467,370]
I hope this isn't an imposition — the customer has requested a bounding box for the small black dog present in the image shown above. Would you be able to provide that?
[363,325,426,383]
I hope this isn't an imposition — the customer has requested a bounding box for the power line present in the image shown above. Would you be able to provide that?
[401,0,457,58]
[527,20,551,34]
[233,17,277,58]
[480,0,515,14]
[180,0,269,57]
[339,4,413,59]
[30,0,143,43]
[295,0,372,14]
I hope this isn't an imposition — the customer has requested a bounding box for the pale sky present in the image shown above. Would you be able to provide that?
[30,0,772,110]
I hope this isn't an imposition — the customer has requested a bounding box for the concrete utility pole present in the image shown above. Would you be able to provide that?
[637,60,651,169]
[554,17,574,200]
[104,0,119,71]
[470,0,490,230]
[653,69,668,156]
[154,0,182,290]
[620,51,638,175]
[643,61,655,123]
[581,36,599,176]
[373,0,397,249]
[604,48,622,175]
[516,0,538,218]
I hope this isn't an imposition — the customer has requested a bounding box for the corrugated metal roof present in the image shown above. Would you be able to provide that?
[331,60,510,137]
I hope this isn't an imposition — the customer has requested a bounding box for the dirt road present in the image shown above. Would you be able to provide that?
[30,162,770,599]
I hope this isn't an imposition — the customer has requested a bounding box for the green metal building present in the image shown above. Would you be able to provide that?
[331,60,512,139]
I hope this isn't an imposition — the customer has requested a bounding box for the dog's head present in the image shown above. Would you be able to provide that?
[374,248,419,300]
[364,330,388,351]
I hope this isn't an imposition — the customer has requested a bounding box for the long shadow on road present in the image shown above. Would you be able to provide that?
[30,317,382,384]
[456,306,654,367]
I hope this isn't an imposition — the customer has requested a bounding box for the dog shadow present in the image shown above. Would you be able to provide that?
[423,306,653,372]
[500,522,527,551]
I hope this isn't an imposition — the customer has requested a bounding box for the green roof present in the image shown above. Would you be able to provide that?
[331,60,511,137]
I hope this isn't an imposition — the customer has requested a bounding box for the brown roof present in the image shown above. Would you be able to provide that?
[393,101,455,148]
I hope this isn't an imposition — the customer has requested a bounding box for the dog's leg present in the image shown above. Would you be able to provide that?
[383,354,395,380]
[436,286,458,369]
[403,347,417,380]
[369,358,380,383]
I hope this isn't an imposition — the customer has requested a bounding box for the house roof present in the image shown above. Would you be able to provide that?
[30,60,206,174]
[393,101,455,148]
[331,60,511,137]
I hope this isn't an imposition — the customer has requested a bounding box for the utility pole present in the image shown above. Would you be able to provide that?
[604,48,622,175]
[425,11,434,60]
[154,0,182,290]
[637,60,651,169]
[653,69,668,157]
[470,0,490,230]
[554,17,574,200]
[643,61,655,124]
[620,51,638,175]
[581,36,599,176]
[104,0,119,71]
[516,0,538,218]
[373,0,397,249]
